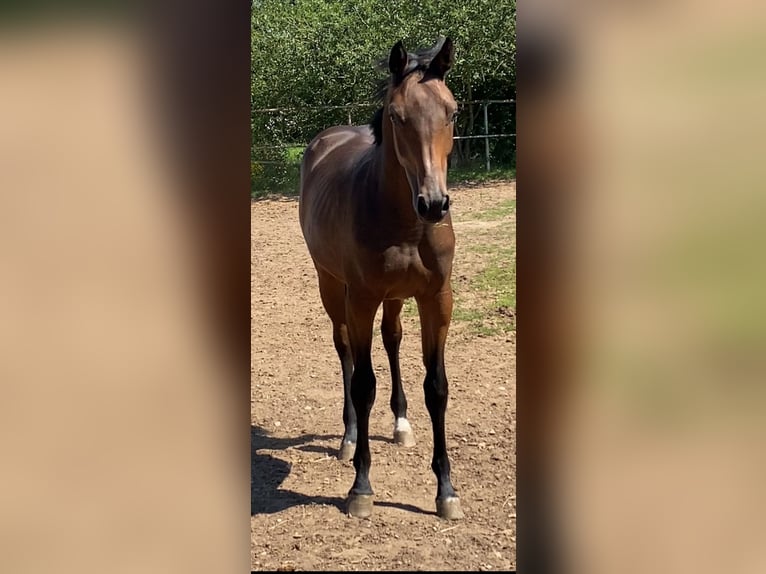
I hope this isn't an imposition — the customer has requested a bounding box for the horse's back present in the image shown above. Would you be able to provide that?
[300,124,372,189]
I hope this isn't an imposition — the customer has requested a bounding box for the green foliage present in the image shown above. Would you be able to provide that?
[251,0,516,195]
[251,0,515,105]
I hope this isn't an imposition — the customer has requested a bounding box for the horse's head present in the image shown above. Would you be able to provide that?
[385,38,457,224]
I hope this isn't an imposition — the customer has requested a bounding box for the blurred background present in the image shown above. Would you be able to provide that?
[0,2,250,573]
[519,1,766,573]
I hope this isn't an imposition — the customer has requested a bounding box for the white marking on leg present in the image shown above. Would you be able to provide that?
[394,417,412,434]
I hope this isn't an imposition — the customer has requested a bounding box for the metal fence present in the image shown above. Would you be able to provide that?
[450,99,515,171]
[252,99,515,172]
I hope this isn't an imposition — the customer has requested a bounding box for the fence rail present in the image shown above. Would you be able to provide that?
[253,99,515,171]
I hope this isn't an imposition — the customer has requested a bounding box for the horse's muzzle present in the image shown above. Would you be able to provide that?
[416,193,450,223]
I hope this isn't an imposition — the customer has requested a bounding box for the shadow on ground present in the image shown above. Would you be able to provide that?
[251,425,435,517]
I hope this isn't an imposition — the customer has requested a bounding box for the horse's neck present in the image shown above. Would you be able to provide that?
[366,133,420,230]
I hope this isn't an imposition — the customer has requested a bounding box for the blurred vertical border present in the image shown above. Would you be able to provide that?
[0,1,251,572]
[517,1,766,573]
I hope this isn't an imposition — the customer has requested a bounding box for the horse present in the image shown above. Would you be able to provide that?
[298,37,462,520]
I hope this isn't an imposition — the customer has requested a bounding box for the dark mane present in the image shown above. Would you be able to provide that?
[370,37,449,146]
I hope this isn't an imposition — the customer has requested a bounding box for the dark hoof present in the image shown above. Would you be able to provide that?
[393,429,416,447]
[436,496,464,520]
[346,493,374,518]
[337,441,355,461]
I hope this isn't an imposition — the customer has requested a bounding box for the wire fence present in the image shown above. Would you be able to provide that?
[252,99,515,172]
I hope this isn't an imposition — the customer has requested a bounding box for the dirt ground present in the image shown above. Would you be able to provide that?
[252,182,516,571]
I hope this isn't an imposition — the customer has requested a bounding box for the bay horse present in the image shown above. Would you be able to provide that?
[298,37,462,520]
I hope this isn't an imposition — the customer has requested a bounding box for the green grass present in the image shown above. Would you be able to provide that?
[451,306,485,322]
[473,199,516,221]
[474,245,516,303]
[403,286,514,338]
[453,204,516,337]
[455,256,516,337]
[476,269,516,309]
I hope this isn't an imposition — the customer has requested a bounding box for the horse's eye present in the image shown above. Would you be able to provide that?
[389,113,402,125]
[449,110,460,124]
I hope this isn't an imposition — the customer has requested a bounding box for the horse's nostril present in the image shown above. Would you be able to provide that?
[417,194,429,217]
[442,195,450,213]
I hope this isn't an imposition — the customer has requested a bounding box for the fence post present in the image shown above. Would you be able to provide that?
[348,109,352,125]
[483,102,491,171]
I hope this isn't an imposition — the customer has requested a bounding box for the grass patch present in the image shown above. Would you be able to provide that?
[402,291,513,338]
[474,248,516,309]
[452,256,516,337]
[473,199,516,221]
[452,305,484,323]
[451,197,516,336]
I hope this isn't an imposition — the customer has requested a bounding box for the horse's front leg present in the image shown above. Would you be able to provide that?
[416,288,464,520]
[345,291,381,518]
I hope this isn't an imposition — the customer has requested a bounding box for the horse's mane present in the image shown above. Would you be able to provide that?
[370,38,448,146]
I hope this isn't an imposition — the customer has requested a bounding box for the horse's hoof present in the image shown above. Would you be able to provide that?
[436,496,464,520]
[393,429,416,447]
[337,441,355,461]
[346,493,374,518]
[393,418,415,447]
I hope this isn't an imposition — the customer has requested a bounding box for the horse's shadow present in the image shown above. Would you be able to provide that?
[251,425,435,517]
[251,425,343,515]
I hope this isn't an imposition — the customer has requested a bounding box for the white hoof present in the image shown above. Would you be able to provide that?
[393,418,415,447]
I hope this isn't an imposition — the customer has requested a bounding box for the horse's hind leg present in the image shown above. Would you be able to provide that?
[381,299,415,447]
[317,270,356,461]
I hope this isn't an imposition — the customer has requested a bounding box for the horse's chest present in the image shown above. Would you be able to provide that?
[372,246,443,296]
[382,248,426,278]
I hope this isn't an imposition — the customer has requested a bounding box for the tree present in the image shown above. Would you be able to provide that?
[251,0,515,175]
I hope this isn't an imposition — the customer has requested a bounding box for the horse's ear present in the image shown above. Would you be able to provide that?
[388,40,408,79]
[429,37,454,79]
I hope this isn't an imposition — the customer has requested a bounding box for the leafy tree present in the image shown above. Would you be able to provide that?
[251,0,515,191]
